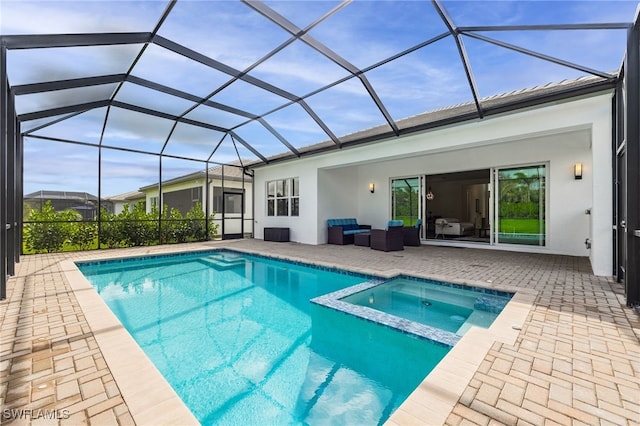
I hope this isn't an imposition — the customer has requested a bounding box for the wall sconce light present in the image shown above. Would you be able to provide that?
[574,162,583,180]
[369,183,375,193]
[426,187,435,201]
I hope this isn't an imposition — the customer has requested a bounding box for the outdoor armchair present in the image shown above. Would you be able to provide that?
[370,220,405,252]
[403,218,422,246]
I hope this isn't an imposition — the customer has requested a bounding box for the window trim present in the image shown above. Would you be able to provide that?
[266,177,299,217]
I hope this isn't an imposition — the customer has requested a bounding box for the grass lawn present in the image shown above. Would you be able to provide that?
[394,216,419,226]
[499,218,544,234]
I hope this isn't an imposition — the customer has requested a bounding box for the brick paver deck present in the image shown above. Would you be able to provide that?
[1,240,638,425]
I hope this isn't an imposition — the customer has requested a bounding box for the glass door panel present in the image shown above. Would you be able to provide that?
[391,177,420,226]
[495,165,546,246]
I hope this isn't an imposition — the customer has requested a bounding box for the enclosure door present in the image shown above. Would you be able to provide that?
[494,165,546,246]
[222,191,244,240]
[617,149,627,281]
[391,177,422,228]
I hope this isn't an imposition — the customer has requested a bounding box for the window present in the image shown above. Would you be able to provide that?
[267,177,299,216]
[163,187,202,215]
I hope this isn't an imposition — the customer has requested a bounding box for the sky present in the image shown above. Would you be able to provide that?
[1,0,638,197]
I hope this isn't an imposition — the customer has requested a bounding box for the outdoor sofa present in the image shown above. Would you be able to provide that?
[327,218,372,245]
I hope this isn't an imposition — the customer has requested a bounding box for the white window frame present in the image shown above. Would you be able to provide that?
[266,177,299,217]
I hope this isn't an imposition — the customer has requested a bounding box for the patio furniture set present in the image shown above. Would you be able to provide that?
[327,218,422,252]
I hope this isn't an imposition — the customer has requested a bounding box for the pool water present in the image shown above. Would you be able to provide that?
[340,277,512,336]
[78,251,450,425]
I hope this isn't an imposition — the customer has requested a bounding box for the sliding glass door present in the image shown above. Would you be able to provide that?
[391,177,421,227]
[495,164,546,246]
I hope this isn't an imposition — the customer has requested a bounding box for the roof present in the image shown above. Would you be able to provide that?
[138,163,251,191]
[24,190,99,201]
[249,74,616,167]
[103,190,146,202]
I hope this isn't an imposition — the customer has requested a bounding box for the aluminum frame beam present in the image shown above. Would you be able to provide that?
[12,74,127,96]
[432,0,484,119]
[463,32,616,80]
[26,133,213,164]
[458,23,632,31]
[151,35,310,157]
[1,45,8,299]
[624,19,640,306]
[244,0,400,136]
[18,100,110,122]
[228,131,269,163]
[1,32,152,49]
[6,85,16,276]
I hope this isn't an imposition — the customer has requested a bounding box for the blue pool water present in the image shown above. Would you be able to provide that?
[341,277,513,336]
[78,250,450,425]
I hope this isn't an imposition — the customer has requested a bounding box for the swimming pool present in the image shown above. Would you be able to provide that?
[77,250,451,425]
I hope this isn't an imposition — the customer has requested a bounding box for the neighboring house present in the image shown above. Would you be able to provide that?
[251,77,615,278]
[138,163,253,239]
[103,190,146,215]
[23,190,113,220]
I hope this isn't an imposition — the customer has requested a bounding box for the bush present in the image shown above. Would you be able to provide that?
[25,200,219,253]
[69,222,97,251]
[24,201,79,253]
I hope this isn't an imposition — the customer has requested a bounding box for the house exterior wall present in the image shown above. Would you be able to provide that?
[112,199,144,215]
[142,177,254,236]
[252,92,614,276]
[142,178,253,218]
[254,161,319,243]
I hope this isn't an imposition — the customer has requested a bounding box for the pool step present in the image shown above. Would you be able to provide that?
[198,255,245,270]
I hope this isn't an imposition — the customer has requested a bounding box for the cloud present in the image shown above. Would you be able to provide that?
[6,0,639,196]
[1,1,164,34]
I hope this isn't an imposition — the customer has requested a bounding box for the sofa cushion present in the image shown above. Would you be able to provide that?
[328,218,358,228]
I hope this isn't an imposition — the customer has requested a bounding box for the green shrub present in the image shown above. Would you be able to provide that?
[24,201,79,253]
[97,207,122,248]
[69,222,98,251]
[25,200,219,254]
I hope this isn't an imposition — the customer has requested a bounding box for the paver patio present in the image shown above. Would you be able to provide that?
[1,240,638,425]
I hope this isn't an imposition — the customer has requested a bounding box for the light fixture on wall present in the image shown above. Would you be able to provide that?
[369,182,375,193]
[426,187,435,201]
[574,162,583,180]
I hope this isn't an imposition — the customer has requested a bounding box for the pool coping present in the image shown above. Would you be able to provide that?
[60,259,200,426]
[61,245,536,425]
